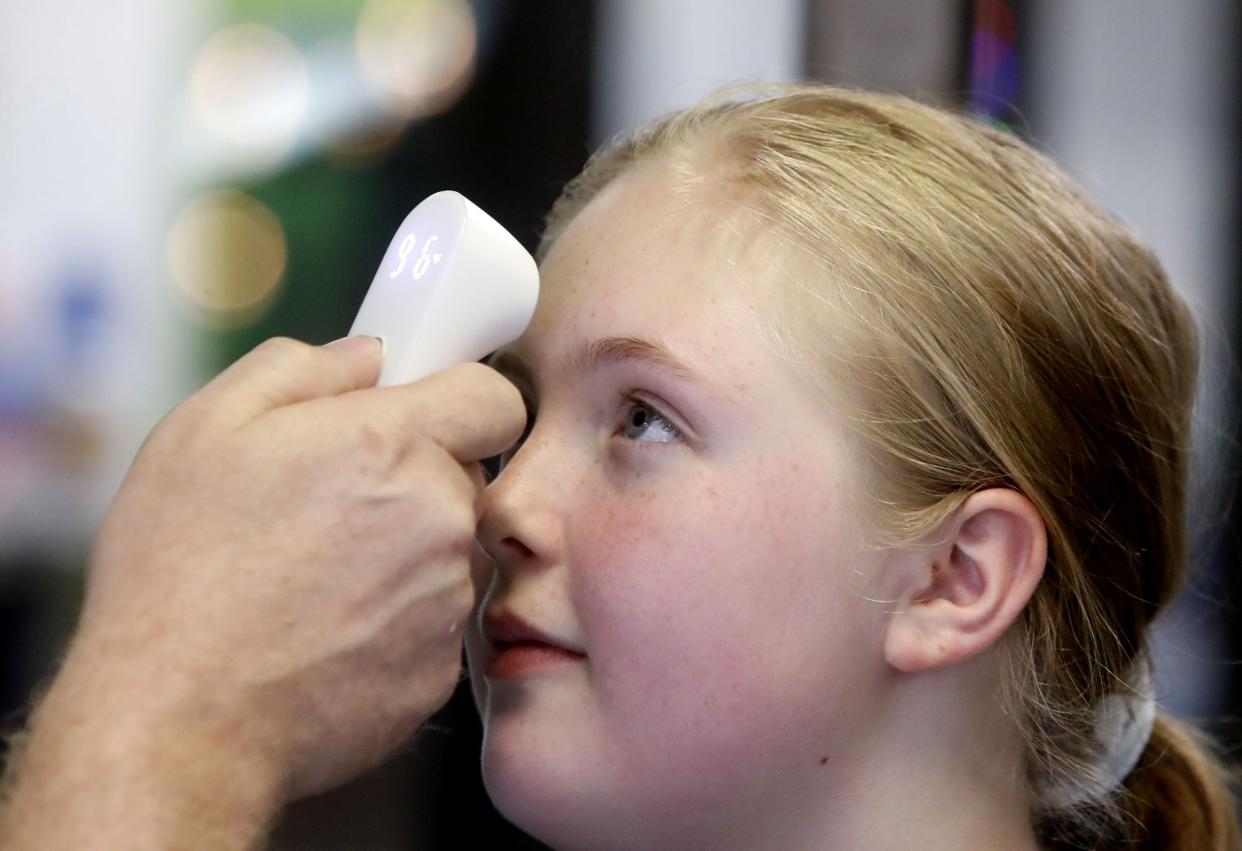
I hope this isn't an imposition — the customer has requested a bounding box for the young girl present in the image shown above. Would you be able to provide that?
[465,82,1240,849]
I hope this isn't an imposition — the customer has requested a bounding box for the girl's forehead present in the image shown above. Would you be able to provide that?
[524,236,778,374]
[501,165,819,392]
[538,179,794,322]
[501,255,815,425]
[506,275,755,398]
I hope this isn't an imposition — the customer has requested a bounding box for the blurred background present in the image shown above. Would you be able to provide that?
[1,0,1238,846]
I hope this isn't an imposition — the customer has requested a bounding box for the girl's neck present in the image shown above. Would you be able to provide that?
[808,661,1039,850]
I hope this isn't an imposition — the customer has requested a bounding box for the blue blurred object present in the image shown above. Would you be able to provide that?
[54,256,110,374]
[969,0,1021,120]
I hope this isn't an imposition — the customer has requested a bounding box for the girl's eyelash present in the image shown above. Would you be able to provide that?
[612,391,684,444]
[481,391,683,482]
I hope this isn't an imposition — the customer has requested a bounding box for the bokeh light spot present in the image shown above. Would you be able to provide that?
[356,0,477,119]
[190,24,310,167]
[167,189,287,329]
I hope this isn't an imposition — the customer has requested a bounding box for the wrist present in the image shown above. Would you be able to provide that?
[1,638,285,850]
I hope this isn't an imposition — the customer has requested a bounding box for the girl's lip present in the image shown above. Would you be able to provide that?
[485,640,585,679]
[481,609,584,655]
[481,609,586,679]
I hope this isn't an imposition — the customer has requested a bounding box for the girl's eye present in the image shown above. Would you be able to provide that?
[615,392,684,445]
[480,391,683,483]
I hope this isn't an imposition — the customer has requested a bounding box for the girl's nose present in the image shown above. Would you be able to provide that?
[473,434,569,576]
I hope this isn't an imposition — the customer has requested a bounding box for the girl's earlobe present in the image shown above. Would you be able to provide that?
[883,488,1047,674]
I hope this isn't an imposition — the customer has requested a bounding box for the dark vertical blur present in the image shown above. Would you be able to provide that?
[1220,0,1242,742]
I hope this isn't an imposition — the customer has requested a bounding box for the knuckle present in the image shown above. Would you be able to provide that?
[448,501,479,550]
[141,405,189,451]
[456,363,524,412]
[259,335,306,356]
[463,461,487,496]
[399,428,439,467]
[450,462,480,507]
[447,571,476,616]
[496,371,525,410]
[432,667,459,706]
[425,510,475,570]
[351,420,402,477]
[479,364,525,410]
[256,336,318,371]
[412,662,458,716]
[405,439,476,502]
[142,399,221,458]
[430,631,464,672]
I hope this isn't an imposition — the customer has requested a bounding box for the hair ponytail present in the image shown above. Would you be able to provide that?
[1037,714,1240,850]
[1124,714,1239,851]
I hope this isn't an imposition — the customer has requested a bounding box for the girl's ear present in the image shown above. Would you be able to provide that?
[883,488,1047,673]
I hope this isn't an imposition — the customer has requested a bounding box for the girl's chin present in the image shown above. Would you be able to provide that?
[482,756,583,847]
[480,731,617,846]
[480,729,736,850]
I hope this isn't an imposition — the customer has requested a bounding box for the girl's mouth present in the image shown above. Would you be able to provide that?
[486,639,586,679]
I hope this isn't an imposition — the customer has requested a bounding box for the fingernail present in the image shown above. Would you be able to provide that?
[324,335,382,355]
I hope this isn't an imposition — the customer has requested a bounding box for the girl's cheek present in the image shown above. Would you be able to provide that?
[573,492,740,637]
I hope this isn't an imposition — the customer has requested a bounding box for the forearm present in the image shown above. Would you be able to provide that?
[0,645,284,851]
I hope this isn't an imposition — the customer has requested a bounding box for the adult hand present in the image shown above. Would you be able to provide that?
[0,335,525,849]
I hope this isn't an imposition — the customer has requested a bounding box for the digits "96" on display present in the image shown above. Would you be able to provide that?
[389,233,443,280]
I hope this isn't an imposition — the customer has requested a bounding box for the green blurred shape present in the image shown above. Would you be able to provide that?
[216,0,367,35]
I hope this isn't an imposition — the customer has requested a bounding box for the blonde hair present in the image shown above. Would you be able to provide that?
[536,82,1240,849]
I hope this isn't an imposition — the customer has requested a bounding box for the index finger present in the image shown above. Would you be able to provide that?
[349,362,527,463]
[190,336,384,429]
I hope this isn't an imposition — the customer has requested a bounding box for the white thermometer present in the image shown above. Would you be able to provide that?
[348,190,539,386]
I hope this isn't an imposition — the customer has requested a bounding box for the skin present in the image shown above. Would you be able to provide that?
[466,160,1047,850]
[0,336,526,850]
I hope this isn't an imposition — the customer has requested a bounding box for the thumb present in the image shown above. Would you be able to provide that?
[195,335,383,427]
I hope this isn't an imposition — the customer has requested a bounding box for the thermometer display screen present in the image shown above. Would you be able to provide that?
[377,192,466,289]
[388,232,445,281]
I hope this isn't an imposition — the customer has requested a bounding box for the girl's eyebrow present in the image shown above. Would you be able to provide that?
[486,336,739,403]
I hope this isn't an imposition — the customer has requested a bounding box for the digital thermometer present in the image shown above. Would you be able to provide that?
[349,190,539,387]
